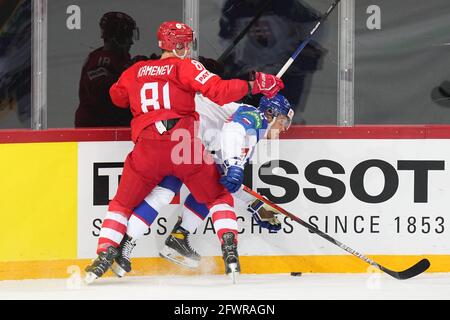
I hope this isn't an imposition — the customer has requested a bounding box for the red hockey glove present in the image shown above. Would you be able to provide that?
[250,71,284,99]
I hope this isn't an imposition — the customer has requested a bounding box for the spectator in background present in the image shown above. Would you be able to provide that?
[219,0,326,123]
[75,11,146,127]
[0,0,31,128]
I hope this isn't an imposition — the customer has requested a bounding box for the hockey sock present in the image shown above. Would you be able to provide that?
[126,186,176,240]
[210,204,238,244]
[127,201,159,240]
[181,193,209,233]
[97,211,129,253]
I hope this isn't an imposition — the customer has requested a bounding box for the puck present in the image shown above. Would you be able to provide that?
[290,272,302,276]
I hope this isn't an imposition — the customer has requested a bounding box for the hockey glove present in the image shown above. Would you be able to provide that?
[250,71,284,99]
[247,199,282,232]
[220,165,244,193]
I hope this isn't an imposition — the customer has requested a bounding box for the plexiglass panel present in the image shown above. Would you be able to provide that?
[199,0,339,125]
[355,0,450,124]
[47,0,182,128]
[0,0,31,129]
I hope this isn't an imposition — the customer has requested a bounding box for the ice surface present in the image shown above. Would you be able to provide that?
[0,273,449,300]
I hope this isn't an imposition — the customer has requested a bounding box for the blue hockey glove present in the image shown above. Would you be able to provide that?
[220,165,244,193]
[247,199,282,232]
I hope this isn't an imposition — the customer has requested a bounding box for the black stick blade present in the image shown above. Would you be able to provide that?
[382,259,430,280]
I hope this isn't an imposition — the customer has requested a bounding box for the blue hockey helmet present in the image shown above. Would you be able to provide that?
[259,94,294,129]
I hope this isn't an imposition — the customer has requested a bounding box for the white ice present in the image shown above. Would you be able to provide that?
[0,273,450,300]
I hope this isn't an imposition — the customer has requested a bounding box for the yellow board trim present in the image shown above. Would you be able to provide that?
[0,255,447,281]
[0,142,78,261]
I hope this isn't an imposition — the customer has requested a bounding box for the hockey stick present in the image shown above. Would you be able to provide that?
[217,0,273,63]
[242,185,430,280]
[276,0,341,78]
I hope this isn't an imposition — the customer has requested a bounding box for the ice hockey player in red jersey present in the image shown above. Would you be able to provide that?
[74,12,141,127]
[85,21,284,283]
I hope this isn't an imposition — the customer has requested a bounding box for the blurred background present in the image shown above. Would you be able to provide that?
[1,0,450,129]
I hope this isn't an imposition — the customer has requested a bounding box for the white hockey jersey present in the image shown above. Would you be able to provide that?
[195,94,267,167]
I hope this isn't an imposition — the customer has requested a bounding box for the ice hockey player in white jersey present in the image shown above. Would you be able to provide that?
[109,93,294,280]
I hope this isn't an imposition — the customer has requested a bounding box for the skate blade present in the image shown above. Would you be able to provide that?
[84,272,98,285]
[231,271,239,284]
[159,247,200,269]
[111,263,127,278]
[227,263,239,284]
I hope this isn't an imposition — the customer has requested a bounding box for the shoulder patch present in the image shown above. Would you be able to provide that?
[195,69,215,85]
[87,67,108,80]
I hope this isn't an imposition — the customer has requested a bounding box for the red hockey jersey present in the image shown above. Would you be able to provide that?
[109,57,249,142]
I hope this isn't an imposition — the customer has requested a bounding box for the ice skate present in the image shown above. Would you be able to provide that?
[84,246,119,284]
[111,234,136,277]
[221,232,240,284]
[159,218,201,269]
